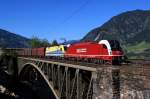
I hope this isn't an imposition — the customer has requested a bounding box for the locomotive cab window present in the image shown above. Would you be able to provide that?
[109,40,122,51]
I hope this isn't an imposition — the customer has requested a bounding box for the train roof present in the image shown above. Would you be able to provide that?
[71,41,99,46]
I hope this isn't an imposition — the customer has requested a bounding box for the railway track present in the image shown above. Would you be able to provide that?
[35,57,114,68]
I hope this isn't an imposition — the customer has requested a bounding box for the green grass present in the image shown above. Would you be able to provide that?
[126,41,150,59]
[127,41,150,53]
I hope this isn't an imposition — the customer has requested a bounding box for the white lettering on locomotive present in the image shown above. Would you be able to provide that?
[76,48,87,53]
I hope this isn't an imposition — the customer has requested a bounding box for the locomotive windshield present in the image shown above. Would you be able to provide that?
[108,40,122,51]
[64,46,67,51]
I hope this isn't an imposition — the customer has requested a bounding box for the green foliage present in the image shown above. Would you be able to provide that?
[28,36,41,48]
[126,41,150,59]
[127,41,150,53]
[29,36,51,48]
[51,40,58,46]
[41,39,51,47]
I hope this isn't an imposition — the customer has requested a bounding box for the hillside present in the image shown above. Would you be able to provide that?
[0,29,30,48]
[82,10,150,59]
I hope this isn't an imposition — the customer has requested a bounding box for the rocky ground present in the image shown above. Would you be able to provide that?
[0,70,39,99]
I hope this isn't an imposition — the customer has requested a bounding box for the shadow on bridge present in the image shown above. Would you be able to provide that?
[19,63,56,99]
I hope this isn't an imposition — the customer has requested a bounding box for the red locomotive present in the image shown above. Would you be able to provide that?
[65,40,123,64]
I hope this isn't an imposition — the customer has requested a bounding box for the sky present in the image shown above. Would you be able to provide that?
[0,0,150,42]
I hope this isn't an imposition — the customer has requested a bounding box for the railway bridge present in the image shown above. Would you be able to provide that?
[17,57,150,99]
[17,57,120,99]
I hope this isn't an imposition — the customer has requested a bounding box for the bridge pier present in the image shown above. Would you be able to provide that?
[92,67,120,99]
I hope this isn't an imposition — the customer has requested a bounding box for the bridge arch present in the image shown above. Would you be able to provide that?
[19,63,59,99]
[17,58,96,99]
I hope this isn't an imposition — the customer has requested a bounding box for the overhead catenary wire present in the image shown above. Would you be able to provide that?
[51,0,91,31]
[60,0,91,25]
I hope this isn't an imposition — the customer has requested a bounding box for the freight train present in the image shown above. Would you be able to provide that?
[18,40,124,65]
